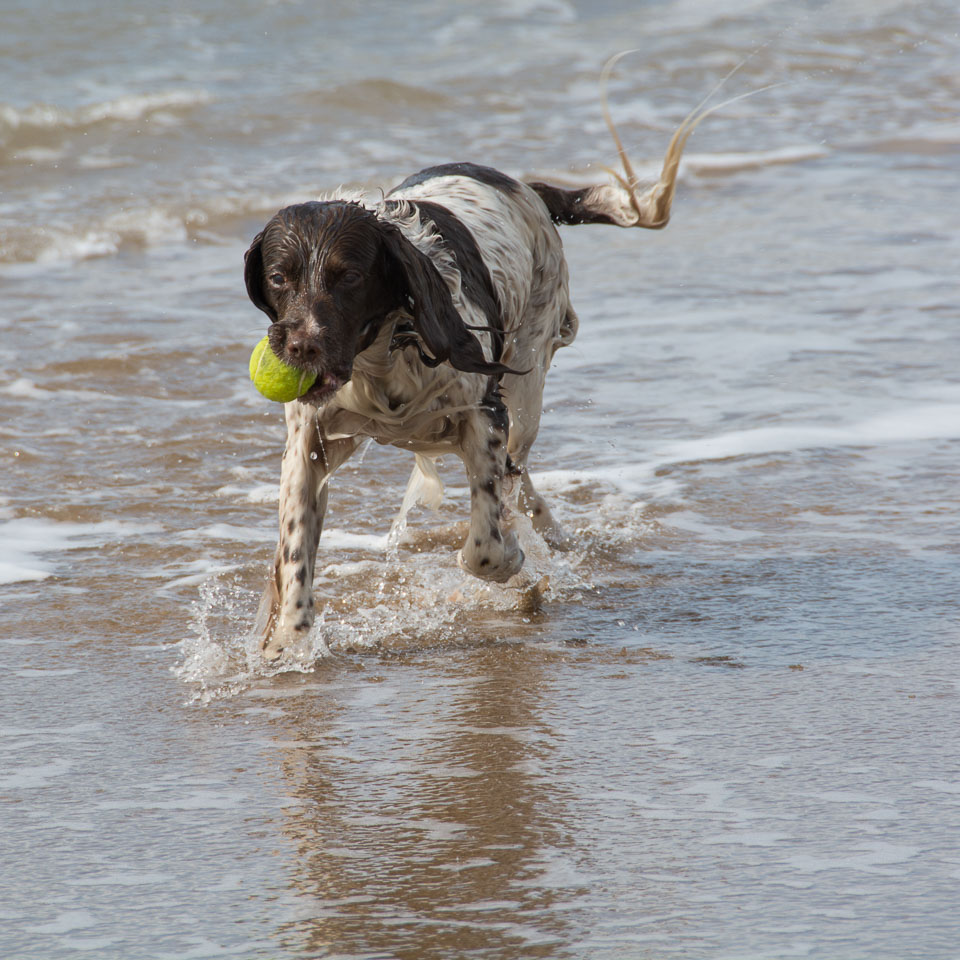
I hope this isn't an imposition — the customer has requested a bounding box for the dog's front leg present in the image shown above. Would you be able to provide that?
[256,403,359,662]
[457,400,524,583]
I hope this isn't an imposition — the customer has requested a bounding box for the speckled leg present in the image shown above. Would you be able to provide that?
[255,402,359,662]
[456,390,524,582]
[501,362,571,549]
[517,467,571,549]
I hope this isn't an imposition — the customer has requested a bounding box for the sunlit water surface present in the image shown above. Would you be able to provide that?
[2,1,959,958]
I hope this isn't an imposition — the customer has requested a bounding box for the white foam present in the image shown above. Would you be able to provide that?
[0,377,124,402]
[0,89,211,134]
[33,229,122,264]
[535,402,960,500]
[214,482,279,504]
[322,528,391,551]
[34,206,189,264]
[683,145,830,174]
[1,377,49,400]
[185,523,273,543]
[0,518,162,586]
[654,404,960,466]
[175,505,590,701]
[175,578,292,701]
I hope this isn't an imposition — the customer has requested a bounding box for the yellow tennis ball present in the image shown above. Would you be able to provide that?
[248,335,317,402]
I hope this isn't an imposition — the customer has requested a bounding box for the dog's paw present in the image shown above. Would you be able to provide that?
[260,611,315,665]
[261,632,289,664]
[458,529,525,583]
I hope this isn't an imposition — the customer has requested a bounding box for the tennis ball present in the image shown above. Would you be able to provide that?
[248,335,317,402]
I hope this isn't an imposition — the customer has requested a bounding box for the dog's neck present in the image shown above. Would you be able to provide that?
[318,313,476,449]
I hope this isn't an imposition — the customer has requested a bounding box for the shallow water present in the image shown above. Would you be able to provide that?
[2,1,959,957]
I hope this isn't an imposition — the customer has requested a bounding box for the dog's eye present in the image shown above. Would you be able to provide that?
[339,269,363,287]
[268,272,286,287]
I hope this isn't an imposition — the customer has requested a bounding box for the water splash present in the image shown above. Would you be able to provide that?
[172,444,690,702]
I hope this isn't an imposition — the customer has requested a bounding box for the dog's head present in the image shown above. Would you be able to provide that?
[244,200,511,404]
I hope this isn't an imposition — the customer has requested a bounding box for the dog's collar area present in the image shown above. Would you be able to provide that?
[390,319,443,368]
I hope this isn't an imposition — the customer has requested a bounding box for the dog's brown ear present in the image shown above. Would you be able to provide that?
[244,230,277,321]
[378,220,517,377]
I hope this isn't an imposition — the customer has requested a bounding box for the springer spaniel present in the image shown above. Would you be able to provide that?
[245,73,710,661]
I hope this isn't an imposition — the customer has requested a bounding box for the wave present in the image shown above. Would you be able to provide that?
[0,140,829,265]
[682,145,830,174]
[0,89,211,146]
[855,120,960,154]
[0,190,289,265]
[0,207,193,265]
[309,78,454,115]
[0,516,163,586]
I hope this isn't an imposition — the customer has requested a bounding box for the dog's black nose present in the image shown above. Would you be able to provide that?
[285,332,321,366]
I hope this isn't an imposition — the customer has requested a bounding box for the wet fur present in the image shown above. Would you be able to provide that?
[245,69,706,661]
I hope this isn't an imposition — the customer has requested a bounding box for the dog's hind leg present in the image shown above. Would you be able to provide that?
[456,384,525,582]
[256,402,359,662]
[500,346,573,550]
[517,470,572,550]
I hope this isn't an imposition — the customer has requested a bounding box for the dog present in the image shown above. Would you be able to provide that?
[244,73,709,661]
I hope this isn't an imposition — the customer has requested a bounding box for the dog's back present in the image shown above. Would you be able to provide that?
[385,162,578,371]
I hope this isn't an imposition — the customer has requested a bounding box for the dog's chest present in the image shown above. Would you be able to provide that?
[319,343,484,452]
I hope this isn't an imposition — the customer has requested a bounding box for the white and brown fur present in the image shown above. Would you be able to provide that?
[245,79,710,661]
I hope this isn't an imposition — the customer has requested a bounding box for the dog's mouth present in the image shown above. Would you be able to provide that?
[299,369,349,405]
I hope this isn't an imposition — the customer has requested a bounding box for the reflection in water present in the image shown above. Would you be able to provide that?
[271,647,581,959]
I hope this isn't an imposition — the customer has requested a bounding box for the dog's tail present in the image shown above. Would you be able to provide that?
[527,52,772,230]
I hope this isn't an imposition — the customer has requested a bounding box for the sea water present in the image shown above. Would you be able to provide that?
[2,1,959,957]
